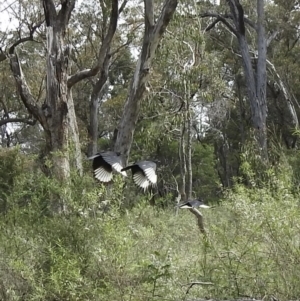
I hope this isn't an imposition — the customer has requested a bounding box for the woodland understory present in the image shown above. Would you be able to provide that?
[1,0,300,300]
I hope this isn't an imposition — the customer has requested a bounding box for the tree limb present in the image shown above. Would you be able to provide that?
[204,14,238,35]
[58,0,76,33]
[114,0,179,159]
[183,281,214,295]
[119,0,129,14]
[109,38,134,57]
[67,0,119,88]
[0,117,37,127]
[9,52,48,130]
[267,59,299,129]
[225,0,246,35]
[198,11,256,31]
[189,208,206,235]
[267,30,279,48]
[0,19,44,61]
[42,0,57,27]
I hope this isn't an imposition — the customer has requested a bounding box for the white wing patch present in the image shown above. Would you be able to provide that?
[87,154,101,160]
[143,167,157,184]
[102,154,127,176]
[133,172,150,189]
[199,204,210,208]
[111,162,127,176]
[179,204,192,209]
[94,166,113,182]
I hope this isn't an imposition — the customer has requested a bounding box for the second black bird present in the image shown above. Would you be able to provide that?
[121,160,157,190]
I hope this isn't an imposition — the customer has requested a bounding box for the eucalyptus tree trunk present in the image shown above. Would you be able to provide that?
[9,0,119,182]
[44,22,72,181]
[86,0,119,156]
[179,111,187,202]
[114,0,178,161]
[9,0,78,182]
[88,59,110,156]
[186,95,193,200]
[256,0,267,158]
[68,89,83,175]
[225,0,268,161]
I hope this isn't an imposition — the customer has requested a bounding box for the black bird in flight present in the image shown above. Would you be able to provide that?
[88,151,127,183]
[121,160,157,190]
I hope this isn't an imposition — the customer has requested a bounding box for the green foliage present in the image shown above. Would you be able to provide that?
[0,148,28,212]
[1,151,300,300]
[3,0,300,299]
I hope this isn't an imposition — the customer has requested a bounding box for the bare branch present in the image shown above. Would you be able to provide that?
[198,12,256,31]
[0,19,44,60]
[9,52,48,129]
[9,37,33,55]
[266,30,279,48]
[68,0,119,87]
[204,14,237,35]
[189,208,206,235]
[0,117,37,127]
[182,40,195,70]
[225,0,246,35]
[172,175,181,216]
[267,59,299,129]
[119,0,129,14]
[183,281,214,295]
[109,42,130,57]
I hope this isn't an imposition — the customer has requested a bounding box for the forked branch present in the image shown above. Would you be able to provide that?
[68,0,119,87]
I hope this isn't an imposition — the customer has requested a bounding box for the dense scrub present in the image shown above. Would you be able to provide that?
[1,149,300,301]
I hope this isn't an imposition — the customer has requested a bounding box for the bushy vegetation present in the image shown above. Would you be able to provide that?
[1,150,300,301]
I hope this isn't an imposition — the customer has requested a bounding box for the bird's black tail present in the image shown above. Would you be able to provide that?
[121,165,134,172]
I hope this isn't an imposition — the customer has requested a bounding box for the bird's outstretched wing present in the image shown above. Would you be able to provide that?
[122,160,157,189]
[88,151,126,182]
[177,199,210,209]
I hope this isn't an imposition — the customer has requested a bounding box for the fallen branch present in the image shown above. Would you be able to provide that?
[182,281,214,295]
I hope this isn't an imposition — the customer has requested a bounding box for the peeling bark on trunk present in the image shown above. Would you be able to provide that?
[45,26,71,181]
[114,0,178,161]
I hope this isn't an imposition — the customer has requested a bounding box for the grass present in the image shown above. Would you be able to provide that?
[1,157,300,300]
